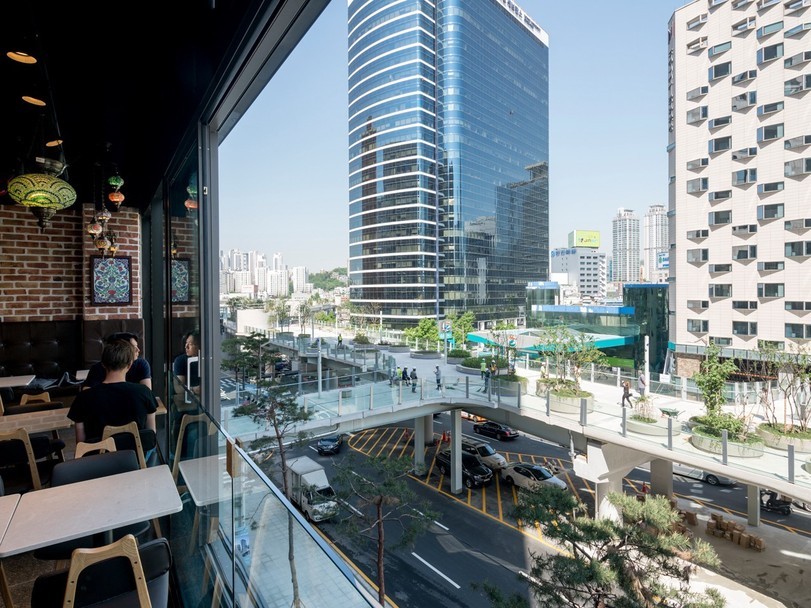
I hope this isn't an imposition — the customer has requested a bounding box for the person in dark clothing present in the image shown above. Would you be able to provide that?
[621,380,633,407]
[402,367,410,386]
[479,368,491,393]
[173,331,201,395]
[68,339,158,444]
[410,368,418,392]
[82,332,152,390]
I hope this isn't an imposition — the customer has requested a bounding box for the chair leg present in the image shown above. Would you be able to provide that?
[0,561,15,608]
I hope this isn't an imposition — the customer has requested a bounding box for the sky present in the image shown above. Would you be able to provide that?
[219,0,688,271]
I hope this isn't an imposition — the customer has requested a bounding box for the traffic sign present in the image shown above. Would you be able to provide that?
[443,323,451,332]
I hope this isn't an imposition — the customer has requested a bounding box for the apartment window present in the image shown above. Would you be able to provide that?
[733,321,757,335]
[732,69,757,84]
[687,106,708,124]
[785,241,811,257]
[687,85,709,100]
[785,0,811,12]
[785,74,811,96]
[732,168,757,185]
[732,223,758,234]
[757,181,784,193]
[757,0,780,7]
[710,0,727,6]
[785,23,811,37]
[713,336,733,346]
[732,147,758,160]
[757,123,784,141]
[784,218,811,230]
[687,228,710,239]
[687,177,709,193]
[785,301,811,310]
[784,51,811,69]
[708,115,732,128]
[710,263,733,272]
[687,248,709,262]
[687,300,710,309]
[688,13,708,29]
[758,261,784,270]
[758,203,784,219]
[709,283,732,297]
[732,91,757,111]
[785,324,811,339]
[785,158,811,177]
[757,22,783,38]
[785,135,811,149]
[688,319,709,333]
[757,43,784,64]
[709,136,732,153]
[757,282,785,297]
[687,157,709,170]
[733,0,753,5]
[732,300,758,309]
[688,36,709,52]
[709,61,732,80]
[709,190,733,202]
[733,244,757,259]
[709,210,732,225]
[757,101,783,116]
[732,15,757,34]
[709,41,732,58]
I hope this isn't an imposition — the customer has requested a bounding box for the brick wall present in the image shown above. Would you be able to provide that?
[0,203,143,322]
[674,353,702,378]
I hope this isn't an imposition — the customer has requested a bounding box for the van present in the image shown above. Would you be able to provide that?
[461,438,507,471]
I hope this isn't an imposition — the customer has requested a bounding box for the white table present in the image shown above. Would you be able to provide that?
[179,455,230,507]
[0,495,21,608]
[0,464,182,557]
[75,369,89,381]
[0,375,35,389]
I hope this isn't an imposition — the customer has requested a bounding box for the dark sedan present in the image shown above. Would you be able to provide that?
[316,435,344,455]
[473,421,519,440]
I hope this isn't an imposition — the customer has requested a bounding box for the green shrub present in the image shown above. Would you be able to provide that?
[353,333,370,345]
[461,356,509,368]
[630,414,658,424]
[496,373,528,387]
[758,423,811,440]
[448,348,471,358]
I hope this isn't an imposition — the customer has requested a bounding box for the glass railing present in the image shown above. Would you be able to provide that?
[166,398,377,608]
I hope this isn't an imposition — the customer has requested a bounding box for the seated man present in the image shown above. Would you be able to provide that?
[82,332,152,390]
[68,338,158,451]
[172,331,200,395]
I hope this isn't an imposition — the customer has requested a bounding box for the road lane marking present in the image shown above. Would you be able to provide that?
[411,552,460,589]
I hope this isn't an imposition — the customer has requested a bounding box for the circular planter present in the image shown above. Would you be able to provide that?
[456,365,482,375]
[690,430,764,458]
[446,357,464,365]
[385,345,411,353]
[548,392,594,414]
[411,350,441,360]
[627,417,682,436]
[756,425,811,452]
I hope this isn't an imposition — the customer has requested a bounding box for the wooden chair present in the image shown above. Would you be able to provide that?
[171,413,216,491]
[20,391,51,405]
[31,534,173,608]
[0,428,51,492]
[74,437,117,459]
[102,422,147,469]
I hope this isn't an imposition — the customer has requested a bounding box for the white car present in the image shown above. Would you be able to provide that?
[501,462,567,491]
[673,463,735,486]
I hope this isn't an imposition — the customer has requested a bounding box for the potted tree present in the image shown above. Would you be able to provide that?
[626,394,681,436]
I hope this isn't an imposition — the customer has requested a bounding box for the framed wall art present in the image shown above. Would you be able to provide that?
[91,256,132,306]
[171,258,191,303]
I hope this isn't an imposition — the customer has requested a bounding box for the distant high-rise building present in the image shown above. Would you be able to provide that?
[347,0,549,329]
[550,247,607,303]
[271,252,284,272]
[267,270,289,297]
[290,266,307,294]
[611,208,640,283]
[643,205,668,283]
[669,1,811,372]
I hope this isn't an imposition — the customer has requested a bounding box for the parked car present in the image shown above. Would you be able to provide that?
[501,462,567,491]
[672,463,735,486]
[472,421,519,440]
[433,449,493,488]
[315,435,344,456]
[461,438,507,470]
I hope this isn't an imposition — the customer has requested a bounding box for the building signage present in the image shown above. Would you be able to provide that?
[657,252,670,269]
[568,230,600,248]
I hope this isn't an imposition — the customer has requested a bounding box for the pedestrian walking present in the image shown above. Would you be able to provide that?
[621,380,632,407]
[337,333,343,349]
[479,368,491,393]
[410,368,417,393]
[637,369,646,397]
[402,366,410,386]
[480,359,487,379]
[389,367,396,386]
[434,366,442,391]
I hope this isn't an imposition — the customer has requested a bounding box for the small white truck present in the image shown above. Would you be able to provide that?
[284,456,339,522]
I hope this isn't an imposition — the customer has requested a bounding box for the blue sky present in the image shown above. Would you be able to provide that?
[219,0,687,271]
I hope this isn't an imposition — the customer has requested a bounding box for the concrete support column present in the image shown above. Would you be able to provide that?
[423,415,434,445]
[594,475,624,521]
[747,484,762,527]
[650,459,674,498]
[413,417,427,474]
[449,410,462,494]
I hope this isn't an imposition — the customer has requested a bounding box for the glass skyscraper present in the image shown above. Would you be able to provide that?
[348,0,549,329]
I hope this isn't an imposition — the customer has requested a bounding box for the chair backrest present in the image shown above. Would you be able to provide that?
[171,413,216,484]
[51,450,139,487]
[0,428,42,490]
[73,438,118,459]
[20,391,51,405]
[30,534,173,608]
[101,422,147,469]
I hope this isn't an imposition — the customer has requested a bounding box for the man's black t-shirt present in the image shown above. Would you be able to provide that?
[67,382,158,441]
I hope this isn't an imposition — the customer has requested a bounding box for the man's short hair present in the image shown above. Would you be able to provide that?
[105,332,138,345]
[101,338,137,371]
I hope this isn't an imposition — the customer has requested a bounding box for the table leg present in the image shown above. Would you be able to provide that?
[0,560,15,608]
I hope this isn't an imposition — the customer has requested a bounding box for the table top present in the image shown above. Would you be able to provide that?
[75,369,89,381]
[0,495,20,545]
[178,455,231,507]
[0,375,35,389]
[0,464,182,557]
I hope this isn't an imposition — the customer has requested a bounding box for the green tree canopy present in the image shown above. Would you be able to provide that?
[403,317,439,345]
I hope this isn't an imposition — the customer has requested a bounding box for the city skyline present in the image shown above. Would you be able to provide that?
[218,1,685,270]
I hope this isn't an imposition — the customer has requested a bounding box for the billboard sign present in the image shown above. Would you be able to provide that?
[568,230,600,248]
[657,252,670,269]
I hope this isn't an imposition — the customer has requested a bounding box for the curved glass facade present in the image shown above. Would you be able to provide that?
[348,0,549,328]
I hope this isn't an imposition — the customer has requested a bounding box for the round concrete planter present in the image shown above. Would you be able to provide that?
[411,350,441,360]
[627,416,681,436]
[384,345,411,353]
[547,392,594,414]
[756,425,811,452]
[690,429,765,458]
[456,365,481,375]
[446,357,464,365]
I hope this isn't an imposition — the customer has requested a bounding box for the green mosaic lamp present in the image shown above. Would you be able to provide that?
[7,172,77,232]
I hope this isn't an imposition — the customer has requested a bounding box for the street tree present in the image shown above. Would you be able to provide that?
[333,454,438,606]
[756,341,811,431]
[693,341,738,415]
[535,325,604,391]
[481,486,723,608]
[447,311,475,349]
[403,317,439,348]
